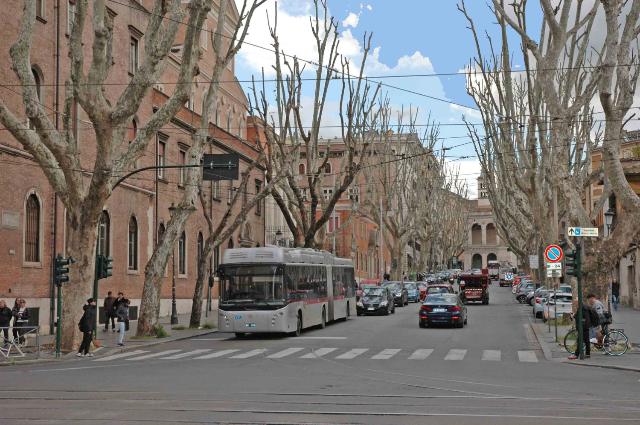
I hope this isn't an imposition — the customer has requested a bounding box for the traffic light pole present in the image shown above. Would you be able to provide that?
[55,283,62,358]
[575,241,585,359]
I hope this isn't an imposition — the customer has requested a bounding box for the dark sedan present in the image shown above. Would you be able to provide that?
[419,294,467,328]
[356,286,395,316]
[382,281,408,306]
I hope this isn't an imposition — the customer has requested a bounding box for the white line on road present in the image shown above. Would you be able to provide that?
[335,348,368,359]
[482,350,501,361]
[126,350,183,361]
[93,350,149,362]
[266,348,305,359]
[371,349,401,360]
[408,349,433,360]
[517,350,538,363]
[194,349,240,359]
[161,349,212,359]
[299,348,337,358]
[294,337,347,340]
[444,349,467,361]
[230,349,267,359]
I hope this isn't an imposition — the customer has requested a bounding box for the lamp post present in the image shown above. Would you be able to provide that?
[275,229,283,246]
[604,208,615,237]
[168,204,179,325]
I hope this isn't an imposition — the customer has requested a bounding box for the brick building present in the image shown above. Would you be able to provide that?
[0,0,264,333]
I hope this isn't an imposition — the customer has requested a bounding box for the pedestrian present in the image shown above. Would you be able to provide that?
[568,302,593,360]
[103,291,116,332]
[115,298,129,347]
[113,292,129,333]
[611,280,620,311]
[0,300,12,347]
[587,293,606,344]
[77,298,96,357]
[12,299,29,345]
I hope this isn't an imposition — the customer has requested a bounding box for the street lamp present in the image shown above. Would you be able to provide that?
[604,208,615,237]
[275,229,283,246]
[168,203,179,325]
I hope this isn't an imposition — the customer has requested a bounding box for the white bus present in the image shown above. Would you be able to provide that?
[217,247,357,337]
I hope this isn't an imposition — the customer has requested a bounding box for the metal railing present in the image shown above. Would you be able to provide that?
[0,326,40,360]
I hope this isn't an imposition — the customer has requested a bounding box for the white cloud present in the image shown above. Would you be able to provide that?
[342,12,360,28]
[447,159,482,199]
[449,103,482,121]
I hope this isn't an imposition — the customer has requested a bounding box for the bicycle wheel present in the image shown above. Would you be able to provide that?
[603,330,629,356]
[563,328,578,355]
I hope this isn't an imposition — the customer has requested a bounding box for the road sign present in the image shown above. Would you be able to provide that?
[568,227,598,237]
[202,154,239,181]
[544,244,564,263]
[529,255,539,269]
[546,262,562,270]
[547,269,563,278]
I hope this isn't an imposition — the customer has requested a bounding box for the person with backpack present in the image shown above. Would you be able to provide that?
[12,299,30,345]
[77,298,96,357]
[115,299,129,347]
[587,293,607,344]
[568,302,594,360]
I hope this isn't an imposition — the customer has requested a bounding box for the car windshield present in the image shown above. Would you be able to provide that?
[427,286,450,294]
[384,283,400,292]
[425,294,457,304]
[363,287,384,297]
[405,283,417,290]
[219,265,284,307]
[558,286,572,293]
[552,295,573,303]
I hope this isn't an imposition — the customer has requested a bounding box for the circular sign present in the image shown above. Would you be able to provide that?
[544,244,564,263]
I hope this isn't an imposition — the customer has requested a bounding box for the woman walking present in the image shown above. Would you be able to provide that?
[116,299,129,347]
[77,298,96,357]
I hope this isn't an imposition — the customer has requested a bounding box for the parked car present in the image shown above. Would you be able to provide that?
[419,294,468,328]
[426,284,455,296]
[356,282,379,301]
[556,285,572,294]
[356,286,395,316]
[542,293,573,321]
[381,281,408,306]
[405,282,420,303]
[515,282,536,303]
[526,287,548,306]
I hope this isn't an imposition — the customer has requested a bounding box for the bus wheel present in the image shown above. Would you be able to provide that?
[320,307,326,329]
[235,332,245,339]
[346,302,351,320]
[292,313,302,337]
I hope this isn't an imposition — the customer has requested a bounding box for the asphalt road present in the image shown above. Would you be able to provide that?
[1,286,639,425]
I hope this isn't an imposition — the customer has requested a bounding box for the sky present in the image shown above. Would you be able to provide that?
[232,0,544,198]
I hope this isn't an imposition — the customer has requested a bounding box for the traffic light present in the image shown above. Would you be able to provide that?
[96,255,113,279]
[54,255,73,285]
[564,249,579,277]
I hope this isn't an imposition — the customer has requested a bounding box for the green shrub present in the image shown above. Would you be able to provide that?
[202,322,215,330]
[153,325,170,338]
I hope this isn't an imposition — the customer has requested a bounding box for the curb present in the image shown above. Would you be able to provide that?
[565,360,640,373]
[528,320,553,361]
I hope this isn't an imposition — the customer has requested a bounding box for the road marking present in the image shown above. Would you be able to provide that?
[371,349,401,360]
[444,349,467,361]
[335,348,368,359]
[266,348,305,359]
[93,350,148,362]
[194,349,240,359]
[126,350,183,361]
[192,338,229,341]
[295,336,347,340]
[482,350,501,361]
[408,349,433,360]
[230,349,267,359]
[161,349,212,359]
[517,350,538,363]
[300,348,337,358]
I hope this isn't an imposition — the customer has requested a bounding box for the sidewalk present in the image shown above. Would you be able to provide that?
[2,311,218,364]
[530,307,640,373]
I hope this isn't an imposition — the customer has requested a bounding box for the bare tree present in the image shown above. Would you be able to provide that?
[136,0,266,336]
[0,0,212,349]
[249,0,382,249]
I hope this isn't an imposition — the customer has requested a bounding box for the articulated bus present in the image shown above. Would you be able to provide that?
[217,247,357,337]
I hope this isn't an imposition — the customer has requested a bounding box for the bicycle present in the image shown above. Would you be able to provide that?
[563,322,629,356]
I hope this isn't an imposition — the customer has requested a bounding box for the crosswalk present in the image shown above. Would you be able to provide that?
[93,347,541,363]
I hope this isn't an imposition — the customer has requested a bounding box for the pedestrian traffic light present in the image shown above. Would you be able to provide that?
[564,249,579,277]
[54,255,73,285]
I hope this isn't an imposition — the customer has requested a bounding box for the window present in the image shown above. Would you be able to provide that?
[228,238,234,249]
[129,36,139,75]
[157,136,166,179]
[324,162,331,174]
[214,245,220,270]
[128,216,138,271]
[178,231,186,275]
[67,0,76,33]
[226,112,232,133]
[197,232,204,263]
[212,180,221,200]
[179,149,186,186]
[36,0,45,20]
[97,211,110,256]
[128,119,137,167]
[299,163,305,175]
[24,194,41,263]
[255,180,262,215]
[349,186,360,203]
[328,215,340,233]
[323,188,333,200]
[227,182,234,204]
[29,68,43,129]
[157,222,166,245]
[200,22,208,50]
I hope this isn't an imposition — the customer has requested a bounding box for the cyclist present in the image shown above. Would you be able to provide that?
[587,294,607,344]
[568,303,593,360]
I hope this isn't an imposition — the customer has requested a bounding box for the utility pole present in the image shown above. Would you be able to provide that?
[379,198,384,280]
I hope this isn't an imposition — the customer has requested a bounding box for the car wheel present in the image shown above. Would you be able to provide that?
[419,321,427,328]
[464,317,468,325]
[235,332,245,338]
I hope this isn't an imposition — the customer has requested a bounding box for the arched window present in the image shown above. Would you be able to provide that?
[471,223,482,245]
[178,231,186,275]
[487,253,497,262]
[324,162,331,174]
[128,119,137,143]
[157,222,166,245]
[29,67,43,129]
[226,111,232,132]
[299,163,305,175]
[471,253,483,269]
[128,216,138,270]
[24,193,41,262]
[197,231,204,263]
[486,223,497,245]
[97,211,110,256]
[228,238,234,249]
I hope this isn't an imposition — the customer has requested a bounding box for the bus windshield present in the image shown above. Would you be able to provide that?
[219,265,285,308]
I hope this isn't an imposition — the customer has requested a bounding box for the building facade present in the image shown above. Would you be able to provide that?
[0,0,264,333]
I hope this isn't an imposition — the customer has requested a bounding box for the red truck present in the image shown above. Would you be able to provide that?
[458,271,489,305]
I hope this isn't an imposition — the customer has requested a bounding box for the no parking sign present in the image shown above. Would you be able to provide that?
[544,244,564,263]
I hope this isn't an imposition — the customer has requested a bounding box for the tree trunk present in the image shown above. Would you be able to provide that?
[190,243,213,328]
[390,239,403,280]
[60,212,99,351]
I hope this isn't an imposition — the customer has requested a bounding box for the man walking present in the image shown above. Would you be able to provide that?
[0,300,12,347]
[116,298,129,347]
[103,291,116,332]
[113,293,129,333]
[611,280,620,311]
[77,298,96,357]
